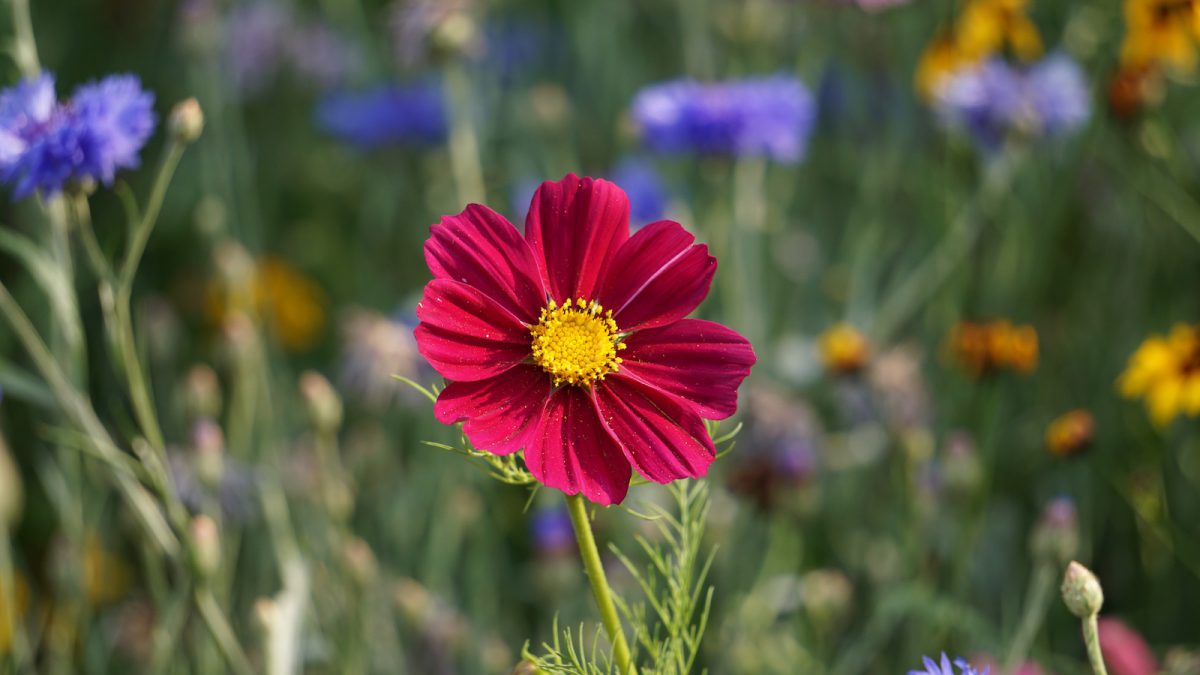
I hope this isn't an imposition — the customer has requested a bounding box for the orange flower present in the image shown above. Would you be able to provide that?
[207,255,327,352]
[948,320,1038,376]
[1045,409,1095,456]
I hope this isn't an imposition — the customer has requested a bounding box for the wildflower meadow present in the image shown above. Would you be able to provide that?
[1,0,1200,673]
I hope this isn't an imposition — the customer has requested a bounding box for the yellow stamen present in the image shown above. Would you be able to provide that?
[530,298,625,387]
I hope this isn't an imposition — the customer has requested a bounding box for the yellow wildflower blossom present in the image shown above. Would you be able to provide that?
[1120,0,1200,73]
[207,255,327,352]
[1118,323,1200,426]
[818,323,870,375]
[955,0,1043,62]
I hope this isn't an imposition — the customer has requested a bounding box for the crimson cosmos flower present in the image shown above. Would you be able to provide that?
[415,173,755,504]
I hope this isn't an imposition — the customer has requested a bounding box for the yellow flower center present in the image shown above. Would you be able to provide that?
[530,298,626,387]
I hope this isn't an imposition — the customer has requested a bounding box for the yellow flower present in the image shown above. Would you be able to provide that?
[207,255,327,352]
[955,0,1043,63]
[1118,323,1200,426]
[1120,0,1200,73]
[1045,409,1095,457]
[948,320,1038,376]
[916,33,967,100]
[0,573,28,654]
[818,323,870,375]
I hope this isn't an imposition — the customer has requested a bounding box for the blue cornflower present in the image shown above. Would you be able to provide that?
[72,75,157,184]
[934,53,1090,149]
[315,81,447,149]
[631,75,815,164]
[0,73,156,199]
[608,158,668,229]
[910,653,990,675]
[530,508,575,557]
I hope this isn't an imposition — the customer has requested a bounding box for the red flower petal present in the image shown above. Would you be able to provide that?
[599,220,715,331]
[425,204,546,324]
[593,375,715,484]
[434,364,551,455]
[414,279,531,382]
[525,387,632,505]
[619,319,755,419]
[525,174,630,303]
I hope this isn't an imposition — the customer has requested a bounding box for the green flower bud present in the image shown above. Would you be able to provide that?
[169,98,204,145]
[1061,560,1104,618]
[299,371,343,434]
[189,515,221,579]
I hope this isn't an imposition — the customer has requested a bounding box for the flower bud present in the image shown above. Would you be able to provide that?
[0,432,23,528]
[1045,409,1094,457]
[253,597,276,633]
[189,515,221,579]
[1061,561,1104,618]
[942,431,983,496]
[1030,497,1079,565]
[183,364,222,420]
[299,371,343,434]
[169,98,205,144]
[511,660,540,675]
[342,537,378,588]
[190,418,225,488]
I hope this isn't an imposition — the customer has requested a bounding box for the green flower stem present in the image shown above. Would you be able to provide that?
[196,587,255,675]
[121,139,185,286]
[0,281,180,557]
[1082,613,1109,675]
[9,0,41,77]
[445,63,486,206]
[565,493,635,675]
[1004,561,1056,670]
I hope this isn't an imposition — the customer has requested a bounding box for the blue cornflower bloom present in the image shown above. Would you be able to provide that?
[631,75,815,164]
[608,158,668,229]
[0,73,156,199]
[72,75,157,184]
[530,508,575,557]
[934,53,1090,149]
[910,653,990,675]
[315,81,447,149]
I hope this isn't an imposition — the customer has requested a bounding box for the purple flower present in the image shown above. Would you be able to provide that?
[224,3,359,97]
[529,508,575,557]
[911,654,990,675]
[0,74,156,199]
[72,75,157,184]
[609,158,667,229]
[934,53,1090,148]
[631,75,815,164]
[315,81,447,149]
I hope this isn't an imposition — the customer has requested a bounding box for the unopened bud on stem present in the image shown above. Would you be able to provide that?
[1062,560,1104,618]
[169,98,205,144]
[189,515,221,579]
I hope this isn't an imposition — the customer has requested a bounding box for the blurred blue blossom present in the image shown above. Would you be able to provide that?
[530,508,575,557]
[631,75,815,164]
[609,159,668,229]
[0,74,155,199]
[911,654,989,675]
[315,82,447,149]
[934,53,1090,149]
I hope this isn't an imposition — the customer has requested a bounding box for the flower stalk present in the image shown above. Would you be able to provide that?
[565,493,635,675]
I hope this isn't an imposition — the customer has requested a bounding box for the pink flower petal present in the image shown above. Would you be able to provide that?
[620,319,755,420]
[525,387,632,505]
[1099,617,1158,675]
[599,220,715,331]
[434,364,551,455]
[593,375,715,483]
[426,204,546,324]
[414,279,531,382]
[524,174,630,303]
